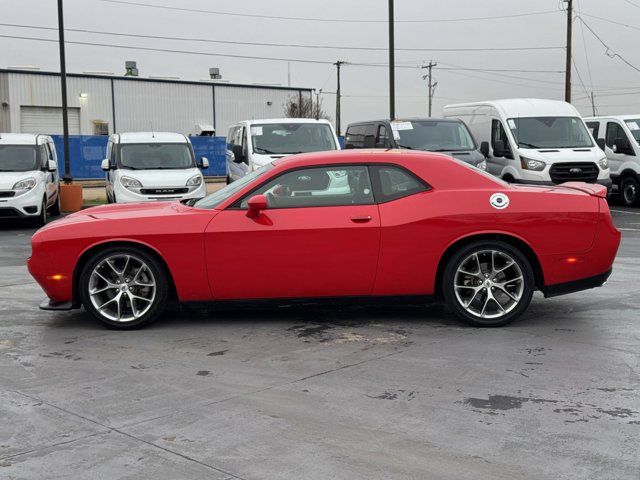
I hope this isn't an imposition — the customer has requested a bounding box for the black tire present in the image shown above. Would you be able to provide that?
[79,246,169,329]
[49,192,61,216]
[33,198,48,227]
[621,176,640,207]
[442,240,534,327]
[226,174,232,185]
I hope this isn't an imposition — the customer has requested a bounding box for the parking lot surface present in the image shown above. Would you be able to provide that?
[1,208,639,480]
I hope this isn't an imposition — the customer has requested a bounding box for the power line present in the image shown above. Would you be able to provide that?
[622,0,640,9]
[577,16,640,73]
[0,22,565,53]
[98,0,560,24]
[580,12,640,32]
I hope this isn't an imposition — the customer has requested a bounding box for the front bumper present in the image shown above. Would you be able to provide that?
[114,182,207,203]
[0,187,45,218]
[541,268,612,298]
[39,297,76,311]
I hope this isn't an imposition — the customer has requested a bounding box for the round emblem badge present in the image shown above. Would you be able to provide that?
[490,193,509,210]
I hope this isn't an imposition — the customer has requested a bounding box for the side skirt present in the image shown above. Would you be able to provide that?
[541,269,612,298]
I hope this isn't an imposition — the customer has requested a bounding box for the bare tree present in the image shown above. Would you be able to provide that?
[284,94,331,121]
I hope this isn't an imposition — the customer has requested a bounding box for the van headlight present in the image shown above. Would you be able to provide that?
[120,176,143,190]
[598,156,608,169]
[186,175,203,187]
[13,177,37,191]
[520,157,546,171]
[477,160,487,171]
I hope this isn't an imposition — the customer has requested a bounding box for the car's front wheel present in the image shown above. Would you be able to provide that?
[443,241,534,327]
[79,247,168,329]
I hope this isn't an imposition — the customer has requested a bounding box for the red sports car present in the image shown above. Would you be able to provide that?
[28,150,620,329]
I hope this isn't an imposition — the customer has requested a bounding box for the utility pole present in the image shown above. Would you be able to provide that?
[388,0,395,120]
[564,0,573,103]
[422,61,438,117]
[314,89,322,120]
[590,91,596,116]
[57,0,71,180]
[334,61,344,136]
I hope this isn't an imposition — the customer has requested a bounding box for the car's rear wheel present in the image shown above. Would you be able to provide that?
[621,176,639,207]
[79,247,168,329]
[443,241,534,327]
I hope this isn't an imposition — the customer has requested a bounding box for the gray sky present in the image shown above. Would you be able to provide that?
[1,0,639,126]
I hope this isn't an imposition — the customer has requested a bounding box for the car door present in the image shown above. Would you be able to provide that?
[605,121,634,175]
[205,164,381,300]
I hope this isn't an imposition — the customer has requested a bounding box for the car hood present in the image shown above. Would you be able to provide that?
[82,201,187,220]
[518,147,601,163]
[116,168,201,187]
[0,171,39,190]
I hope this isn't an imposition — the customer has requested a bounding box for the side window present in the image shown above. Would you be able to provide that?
[605,122,626,148]
[376,125,390,148]
[363,124,377,148]
[491,119,512,157]
[238,165,374,209]
[586,121,600,139]
[38,145,47,169]
[227,127,237,146]
[345,125,365,148]
[371,165,428,202]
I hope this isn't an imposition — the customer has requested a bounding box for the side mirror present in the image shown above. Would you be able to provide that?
[199,156,209,169]
[246,194,268,218]
[493,140,506,158]
[232,145,245,163]
[596,138,606,151]
[480,141,490,158]
[47,159,58,172]
[101,158,111,171]
[614,137,632,155]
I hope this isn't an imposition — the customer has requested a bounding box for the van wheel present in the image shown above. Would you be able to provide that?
[33,198,48,227]
[226,175,232,185]
[79,247,168,329]
[442,240,534,327]
[621,176,640,206]
[502,174,515,184]
[49,192,61,216]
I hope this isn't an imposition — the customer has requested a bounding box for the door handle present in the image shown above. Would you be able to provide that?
[350,215,372,223]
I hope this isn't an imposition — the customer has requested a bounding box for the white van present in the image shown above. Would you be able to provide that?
[225,118,340,183]
[102,132,209,203]
[0,133,60,226]
[584,115,640,206]
[443,99,611,189]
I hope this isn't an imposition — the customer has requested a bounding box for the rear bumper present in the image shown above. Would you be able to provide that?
[541,268,612,298]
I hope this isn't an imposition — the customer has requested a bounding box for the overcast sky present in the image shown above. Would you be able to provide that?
[1,0,639,127]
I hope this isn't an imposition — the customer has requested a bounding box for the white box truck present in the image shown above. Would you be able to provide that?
[443,99,611,190]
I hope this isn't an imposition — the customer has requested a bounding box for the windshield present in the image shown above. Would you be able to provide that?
[391,120,476,151]
[0,145,39,172]
[120,143,195,170]
[624,119,640,143]
[507,117,593,149]
[251,123,337,155]
[194,163,274,210]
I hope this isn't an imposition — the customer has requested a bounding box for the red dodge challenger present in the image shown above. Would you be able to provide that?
[28,150,620,329]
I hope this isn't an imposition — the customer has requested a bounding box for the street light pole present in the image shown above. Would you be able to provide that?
[334,61,344,136]
[564,0,573,103]
[57,0,71,180]
[388,0,395,120]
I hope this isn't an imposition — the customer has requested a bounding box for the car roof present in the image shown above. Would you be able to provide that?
[347,117,460,126]
[0,133,51,145]
[236,118,333,125]
[112,132,188,144]
[585,114,640,121]
[445,98,579,118]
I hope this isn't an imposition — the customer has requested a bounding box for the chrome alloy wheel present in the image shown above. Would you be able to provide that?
[454,250,524,319]
[88,254,156,322]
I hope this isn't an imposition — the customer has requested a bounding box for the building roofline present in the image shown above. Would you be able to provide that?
[0,68,313,93]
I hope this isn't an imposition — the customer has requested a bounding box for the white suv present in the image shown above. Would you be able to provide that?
[0,133,60,226]
[102,132,209,203]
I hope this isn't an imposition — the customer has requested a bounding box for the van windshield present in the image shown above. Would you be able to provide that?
[624,119,640,143]
[391,120,476,151]
[0,145,39,172]
[251,123,336,155]
[507,117,593,149]
[120,143,195,170]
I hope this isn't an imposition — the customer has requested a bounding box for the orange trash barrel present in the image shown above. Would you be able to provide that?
[59,183,83,213]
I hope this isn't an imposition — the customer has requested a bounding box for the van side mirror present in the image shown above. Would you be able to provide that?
[596,138,606,151]
[232,144,245,163]
[614,137,633,155]
[480,141,490,158]
[47,159,58,172]
[493,140,506,158]
[101,158,111,171]
[246,194,268,218]
[199,156,209,169]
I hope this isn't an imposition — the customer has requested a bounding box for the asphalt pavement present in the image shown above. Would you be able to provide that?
[0,206,638,479]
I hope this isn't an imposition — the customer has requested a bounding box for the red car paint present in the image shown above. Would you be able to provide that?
[28,150,621,306]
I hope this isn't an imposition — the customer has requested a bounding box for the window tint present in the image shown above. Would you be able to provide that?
[239,165,374,208]
[345,125,366,148]
[491,120,512,158]
[371,165,428,202]
[606,122,627,148]
[586,121,600,139]
[377,125,390,148]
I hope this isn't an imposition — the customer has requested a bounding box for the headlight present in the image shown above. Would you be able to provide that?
[520,157,546,171]
[13,177,37,191]
[598,156,608,169]
[476,160,487,171]
[120,176,143,189]
[186,175,203,187]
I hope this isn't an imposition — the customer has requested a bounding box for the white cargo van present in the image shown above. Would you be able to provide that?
[0,133,60,226]
[443,99,611,189]
[225,118,340,183]
[584,115,640,206]
[102,132,209,203]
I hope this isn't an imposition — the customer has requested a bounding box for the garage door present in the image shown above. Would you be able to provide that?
[20,106,80,135]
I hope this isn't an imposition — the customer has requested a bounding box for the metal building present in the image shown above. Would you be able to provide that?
[0,69,313,137]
